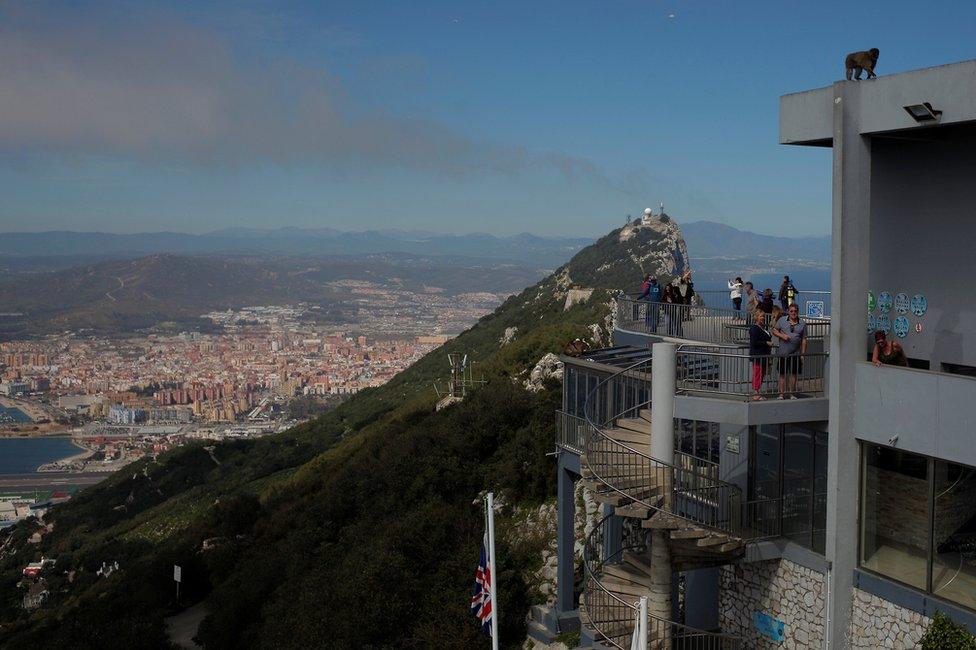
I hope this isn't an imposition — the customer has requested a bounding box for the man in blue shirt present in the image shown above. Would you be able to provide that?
[637,275,662,332]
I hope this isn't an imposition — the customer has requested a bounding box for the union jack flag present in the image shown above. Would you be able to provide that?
[470,534,493,636]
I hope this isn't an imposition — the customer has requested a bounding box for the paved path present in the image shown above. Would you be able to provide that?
[166,602,208,649]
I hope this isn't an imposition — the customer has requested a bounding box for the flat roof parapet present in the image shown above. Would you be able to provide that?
[781,58,976,146]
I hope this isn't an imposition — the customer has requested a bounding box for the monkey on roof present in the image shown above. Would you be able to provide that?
[845,48,880,80]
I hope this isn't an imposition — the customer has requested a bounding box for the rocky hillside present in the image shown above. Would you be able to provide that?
[0,217,690,649]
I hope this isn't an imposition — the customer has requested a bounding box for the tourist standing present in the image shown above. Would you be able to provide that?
[779,276,798,311]
[663,285,683,337]
[760,289,774,314]
[749,310,773,400]
[728,277,744,311]
[637,275,662,332]
[773,303,807,399]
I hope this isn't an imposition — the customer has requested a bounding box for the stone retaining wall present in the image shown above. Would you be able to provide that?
[848,587,930,649]
[719,558,825,649]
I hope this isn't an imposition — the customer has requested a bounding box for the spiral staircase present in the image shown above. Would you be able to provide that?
[577,357,747,650]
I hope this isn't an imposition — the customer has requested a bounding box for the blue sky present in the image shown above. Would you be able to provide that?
[0,1,974,237]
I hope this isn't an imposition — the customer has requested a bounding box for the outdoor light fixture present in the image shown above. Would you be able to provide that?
[903,102,942,123]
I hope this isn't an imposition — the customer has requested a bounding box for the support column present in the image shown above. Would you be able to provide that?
[650,342,676,463]
[649,342,676,646]
[826,81,871,648]
[556,460,577,614]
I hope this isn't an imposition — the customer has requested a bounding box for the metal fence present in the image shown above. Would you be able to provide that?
[694,289,832,316]
[676,345,828,400]
[555,410,587,454]
[617,297,830,348]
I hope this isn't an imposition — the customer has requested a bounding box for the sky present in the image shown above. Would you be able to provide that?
[0,1,974,238]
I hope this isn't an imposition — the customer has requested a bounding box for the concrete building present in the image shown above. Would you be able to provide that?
[534,60,976,649]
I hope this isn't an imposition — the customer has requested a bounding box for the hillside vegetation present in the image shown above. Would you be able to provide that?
[0,218,686,648]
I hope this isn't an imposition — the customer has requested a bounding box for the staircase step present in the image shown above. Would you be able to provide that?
[600,578,651,598]
[592,492,629,506]
[696,534,732,548]
[615,502,654,519]
[622,551,654,576]
[639,409,652,421]
[616,418,651,435]
[715,539,745,553]
[601,563,655,589]
[642,511,686,530]
[670,528,709,540]
[605,428,650,445]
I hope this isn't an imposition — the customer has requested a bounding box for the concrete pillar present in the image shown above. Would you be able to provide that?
[650,342,676,464]
[825,81,871,648]
[556,460,577,614]
[649,342,676,647]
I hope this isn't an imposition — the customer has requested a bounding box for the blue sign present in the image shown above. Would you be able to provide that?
[805,301,824,319]
[911,294,928,317]
[894,293,909,314]
[877,292,893,314]
[868,314,878,332]
[753,612,785,642]
[893,316,910,339]
[877,314,891,334]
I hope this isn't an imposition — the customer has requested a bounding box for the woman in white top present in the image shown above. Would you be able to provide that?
[728,277,744,311]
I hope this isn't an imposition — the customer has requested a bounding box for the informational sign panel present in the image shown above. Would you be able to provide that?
[805,301,824,319]
[174,565,182,583]
[894,293,910,314]
[877,292,893,314]
[893,316,910,339]
[911,294,928,317]
[753,612,785,642]
[868,291,877,312]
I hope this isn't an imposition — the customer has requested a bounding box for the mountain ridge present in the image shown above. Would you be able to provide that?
[0,217,690,648]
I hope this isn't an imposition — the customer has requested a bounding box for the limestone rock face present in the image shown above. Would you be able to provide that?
[617,212,690,280]
[499,326,518,345]
[525,353,564,392]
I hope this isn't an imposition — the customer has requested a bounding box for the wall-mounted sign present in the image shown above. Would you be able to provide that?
[877,292,893,314]
[894,293,910,314]
[911,294,928,317]
[868,314,878,333]
[805,301,824,319]
[868,291,877,312]
[753,612,786,642]
[725,434,740,454]
[877,315,891,334]
[893,316,910,338]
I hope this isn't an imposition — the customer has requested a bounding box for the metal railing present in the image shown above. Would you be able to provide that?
[582,514,744,650]
[693,289,831,315]
[617,296,830,348]
[676,345,828,400]
[579,355,746,648]
[555,410,587,453]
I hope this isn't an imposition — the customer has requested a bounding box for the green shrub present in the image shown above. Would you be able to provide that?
[920,612,976,650]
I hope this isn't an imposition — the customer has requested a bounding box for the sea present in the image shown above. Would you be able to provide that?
[0,437,80,475]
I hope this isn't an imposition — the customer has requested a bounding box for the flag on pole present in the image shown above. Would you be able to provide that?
[470,533,493,636]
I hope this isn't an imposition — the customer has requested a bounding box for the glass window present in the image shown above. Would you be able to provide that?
[932,460,976,611]
[565,367,577,414]
[860,445,930,590]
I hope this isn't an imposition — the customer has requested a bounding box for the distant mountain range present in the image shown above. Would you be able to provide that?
[0,253,548,338]
[0,228,593,268]
[681,221,831,262]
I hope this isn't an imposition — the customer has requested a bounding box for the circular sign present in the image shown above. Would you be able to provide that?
[894,293,910,314]
[877,314,891,334]
[911,294,928,317]
[868,291,877,312]
[893,316,910,338]
[877,292,893,314]
[868,314,878,332]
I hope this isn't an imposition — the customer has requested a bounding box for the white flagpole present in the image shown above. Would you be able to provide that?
[638,595,648,650]
[486,492,500,650]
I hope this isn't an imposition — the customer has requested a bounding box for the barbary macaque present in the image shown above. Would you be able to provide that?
[845,48,880,80]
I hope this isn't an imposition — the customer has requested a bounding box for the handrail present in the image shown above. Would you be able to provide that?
[582,355,746,537]
[579,353,746,648]
[582,514,744,649]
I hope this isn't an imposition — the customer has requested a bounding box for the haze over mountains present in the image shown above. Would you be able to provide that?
[681,220,831,262]
[0,228,593,268]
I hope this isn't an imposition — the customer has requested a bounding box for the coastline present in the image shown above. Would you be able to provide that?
[36,438,95,473]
